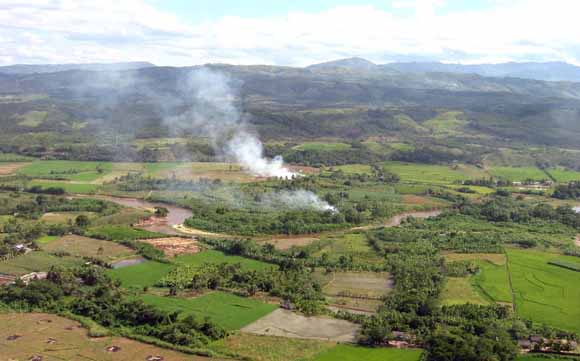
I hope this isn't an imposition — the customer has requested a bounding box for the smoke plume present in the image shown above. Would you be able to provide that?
[260,190,337,213]
[187,68,295,178]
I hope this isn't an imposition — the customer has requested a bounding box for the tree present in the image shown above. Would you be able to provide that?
[75,215,90,228]
[155,207,169,218]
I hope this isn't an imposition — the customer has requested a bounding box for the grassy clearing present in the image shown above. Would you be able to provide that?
[28,180,100,193]
[0,313,211,361]
[34,235,58,244]
[323,272,391,299]
[441,277,489,305]
[488,166,548,181]
[293,142,352,152]
[333,164,372,175]
[16,110,47,127]
[141,291,277,330]
[444,253,506,266]
[383,161,487,185]
[40,211,97,224]
[424,111,467,135]
[19,160,112,181]
[472,259,512,304]
[86,225,166,241]
[0,251,80,276]
[174,250,276,271]
[209,334,336,361]
[40,235,136,262]
[508,249,580,334]
[108,261,173,288]
[313,344,423,361]
[313,233,385,265]
[547,167,580,182]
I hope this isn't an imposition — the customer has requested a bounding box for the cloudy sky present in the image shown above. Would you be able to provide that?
[2,0,580,67]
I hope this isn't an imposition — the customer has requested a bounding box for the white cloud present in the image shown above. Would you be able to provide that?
[2,0,580,66]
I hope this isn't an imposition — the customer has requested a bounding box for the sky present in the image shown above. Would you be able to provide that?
[1,0,580,67]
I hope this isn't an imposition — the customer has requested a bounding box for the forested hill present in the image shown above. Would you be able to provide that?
[1,62,580,148]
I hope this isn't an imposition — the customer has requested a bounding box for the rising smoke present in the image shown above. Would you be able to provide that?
[187,68,295,178]
[181,67,336,212]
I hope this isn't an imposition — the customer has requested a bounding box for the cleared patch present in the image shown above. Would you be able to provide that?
[0,313,220,361]
[0,162,28,175]
[323,272,391,313]
[241,309,360,342]
[260,236,319,250]
[139,237,200,257]
[443,253,506,266]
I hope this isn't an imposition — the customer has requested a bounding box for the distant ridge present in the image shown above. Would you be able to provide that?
[307,57,379,71]
[0,61,155,75]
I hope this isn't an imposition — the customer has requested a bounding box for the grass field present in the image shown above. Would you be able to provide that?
[313,344,423,361]
[0,251,80,276]
[108,261,174,287]
[488,166,548,181]
[87,225,166,241]
[210,334,336,361]
[472,259,512,304]
[28,180,100,193]
[34,235,58,244]
[174,250,276,271]
[547,167,580,182]
[383,161,487,185]
[313,233,385,265]
[508,249,580,334]
[40,235,136,262]
[516,356,580,361]
[141,291,278,330]
[441,277,489,305]
[0,313,214,361]
[293,142,351,152]
[19,160,113,181]
[40,211,97,224]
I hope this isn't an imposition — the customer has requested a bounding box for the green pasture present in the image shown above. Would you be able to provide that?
[508,249,580,334]
[28,180,100,193]
[488,166,548,181]
[0,251,80,276]
[108,261,173,288]
[174,250,275,271]
[19,160,112,181]
[141,291,277,330]
[86,225,166,241]
[293,142,351,152]
[383,161,486,185]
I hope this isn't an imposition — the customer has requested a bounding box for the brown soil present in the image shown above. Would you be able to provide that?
[443,252,507,266]
[139,237,201,257]
[575,234,580,247]
[0,162,27,175]
[260,236,320,250]
[0,313,222,361]
[241,309,360,342]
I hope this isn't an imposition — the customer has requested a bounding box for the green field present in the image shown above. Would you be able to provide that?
[488,166,548,181]
[86,225,166,241]
[19,160,112,181]
[174,250,275,271]
[517,356,580,361]
[293,142,351,152]
[34,235,58,244]
[141,291,277,330]
[547,167,580,182]
[108,261,173,288]
[313,344,423,361]
[472,259,512,304]
[28,180,100,193]
[508,249,580,334]
[383,161,487,185]
[0,251,80,276]
[441,277,488,305]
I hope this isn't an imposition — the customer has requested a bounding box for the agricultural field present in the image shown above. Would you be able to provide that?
[0,162,28,175]
[508,249,580,334]
[18,160,113,181]
[383,161,488,185]
[441,277,489,305]
[28,179,101,193]
[174,250,276,271]
[86,225,167,241]
[488,166,548,181]
[313,344,423,361]
[293,142,352,152]
[141,291,278,330]
[312,233,385,266]
[209,333,336,361]
[108,260,174,288]
[40,235,136,262]
[0,251,81,276]
[241,308,360,342]
[0,313,216,361]
[40,211,97,224]
[322,272,392,312]
[547,167,580,182]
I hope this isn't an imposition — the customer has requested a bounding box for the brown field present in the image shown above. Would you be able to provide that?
[0,162,27,175]
[322,272,392,313]
[41,235,136,262]
[209,333,335,361]
[157,162,258,183]
[0,313,219,361]
[140,237,201,257]
[443,253,506,266]
[259,236,319,250]
[241,309,360,342]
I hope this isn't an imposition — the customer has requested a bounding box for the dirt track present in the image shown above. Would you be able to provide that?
[241,309,360,342]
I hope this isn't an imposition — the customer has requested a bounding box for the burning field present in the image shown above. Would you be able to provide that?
[0,313,221,361]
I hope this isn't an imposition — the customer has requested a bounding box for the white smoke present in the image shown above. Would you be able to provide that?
[260,190,337,213]
[187,67,297,179]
